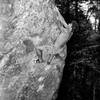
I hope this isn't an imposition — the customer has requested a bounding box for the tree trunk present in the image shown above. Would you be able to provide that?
[75,0,78,21]
[98,18,100,33]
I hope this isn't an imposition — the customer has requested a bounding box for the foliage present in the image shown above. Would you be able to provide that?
[55,0,100,33]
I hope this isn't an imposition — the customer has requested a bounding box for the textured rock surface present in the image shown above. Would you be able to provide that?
[0,0,72,100]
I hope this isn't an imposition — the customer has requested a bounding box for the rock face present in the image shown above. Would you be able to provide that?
[0,0,72,100]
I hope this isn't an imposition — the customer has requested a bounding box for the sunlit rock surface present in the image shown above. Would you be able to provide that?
[0,0,72,100]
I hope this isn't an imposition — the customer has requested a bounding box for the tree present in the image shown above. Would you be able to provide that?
[87,0,100,32]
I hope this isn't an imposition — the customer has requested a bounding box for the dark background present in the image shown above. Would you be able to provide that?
[54,0,100,100]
